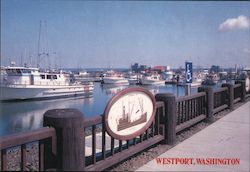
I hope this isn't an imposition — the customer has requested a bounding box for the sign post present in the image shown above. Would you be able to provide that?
[185,61,193,95]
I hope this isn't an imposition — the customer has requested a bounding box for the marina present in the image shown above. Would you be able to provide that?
[0,63,247,137]
[0,81,197,136]
[0,1,249,171]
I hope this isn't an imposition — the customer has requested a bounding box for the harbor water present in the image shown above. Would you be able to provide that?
[0,82,197,136]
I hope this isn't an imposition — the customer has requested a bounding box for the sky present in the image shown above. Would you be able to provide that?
[1,0,250,69]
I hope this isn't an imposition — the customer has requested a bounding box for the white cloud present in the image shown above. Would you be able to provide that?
[218,15,250,32]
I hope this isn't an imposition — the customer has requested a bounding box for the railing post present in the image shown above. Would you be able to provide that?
[235,80,246,102]
[43,109,85,171]
[198,86,214,122]
[155,93,176,145]
[222,83,234,110]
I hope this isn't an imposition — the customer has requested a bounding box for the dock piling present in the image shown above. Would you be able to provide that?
[198,86,214,122]
[43,109,85,171]
[222,83,234,110]
[235,80,246,102]
[155,93,176,145]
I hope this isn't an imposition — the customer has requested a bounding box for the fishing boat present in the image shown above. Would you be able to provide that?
[162,70,174,82]
[101,70,129,85]
[127,73,141,85]
[0,66,94,101]
[140,73,165,85]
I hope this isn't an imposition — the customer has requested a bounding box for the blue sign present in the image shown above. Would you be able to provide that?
[185,62,193,83]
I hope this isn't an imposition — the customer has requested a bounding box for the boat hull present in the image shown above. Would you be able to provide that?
[140,80,165,85]
[0,85,93,101]
[102,78,129,85]
[128,79,139,85]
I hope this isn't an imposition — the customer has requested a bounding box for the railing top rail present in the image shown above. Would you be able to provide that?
[83,115,103,128]
[176,92,206,102]
[83,101,164,128]
[214,87,228,94]
[0,127,56,150]
[156,101,164,108]
[234,83,241,88]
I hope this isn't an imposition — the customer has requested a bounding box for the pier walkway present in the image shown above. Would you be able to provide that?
[136,101,250,171]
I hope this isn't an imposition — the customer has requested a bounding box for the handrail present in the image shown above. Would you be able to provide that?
[84,116,103,128]
[214,87,228,94]
[0,127,56,150]
[176,92,206,102]
[156,101,164,108]
[234,83,241,88]
[83,101,165,128]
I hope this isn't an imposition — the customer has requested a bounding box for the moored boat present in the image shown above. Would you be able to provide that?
[0,66,94,101]
[140,73,165,85]
[101,70,129,85]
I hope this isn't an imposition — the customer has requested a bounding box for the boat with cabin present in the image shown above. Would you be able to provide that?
[140,72,165,85]
[101,70,129,85]
[0,66,94,101]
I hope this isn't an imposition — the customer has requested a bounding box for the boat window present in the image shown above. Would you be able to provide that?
[16,69,22,74]
[40,75,45,79]
[12,69,17,74]
[53,75,57,79]
[21,69,31,73]
[6,69,18,74]
[47,75,52,79]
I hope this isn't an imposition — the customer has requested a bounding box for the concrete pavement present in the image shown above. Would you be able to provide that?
[136,101,250,171]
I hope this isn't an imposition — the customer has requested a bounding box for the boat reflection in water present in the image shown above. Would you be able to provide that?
[101,84,129,96]
[0,82,196,136]
[0,96,93,136]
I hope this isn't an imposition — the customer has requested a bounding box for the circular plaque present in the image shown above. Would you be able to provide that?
[104,87,156,140]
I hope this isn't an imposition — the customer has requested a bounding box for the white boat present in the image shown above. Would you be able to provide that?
[140,73,165,85]
[162,70,174,82]
[102,70,129,85]
[127,73,141,85]
[102,76,129,85]
[0,66,94,101]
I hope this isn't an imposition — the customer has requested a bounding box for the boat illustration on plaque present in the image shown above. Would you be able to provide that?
[117,98,147,131]
[104,87,156,140]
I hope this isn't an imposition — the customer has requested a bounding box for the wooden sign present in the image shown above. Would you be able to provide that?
[104,87,156,140]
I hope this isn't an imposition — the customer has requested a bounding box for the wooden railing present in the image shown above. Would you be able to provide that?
[176,92,207,133]
[0,80,248,171]
[0,127,56,171]
[213,87,229,114]
[233,83,242,104]
[84,102,165,171]
[246,90,250,98]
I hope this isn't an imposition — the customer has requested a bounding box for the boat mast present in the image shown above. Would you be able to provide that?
[37,20,50,69]
[37,21,41,68]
